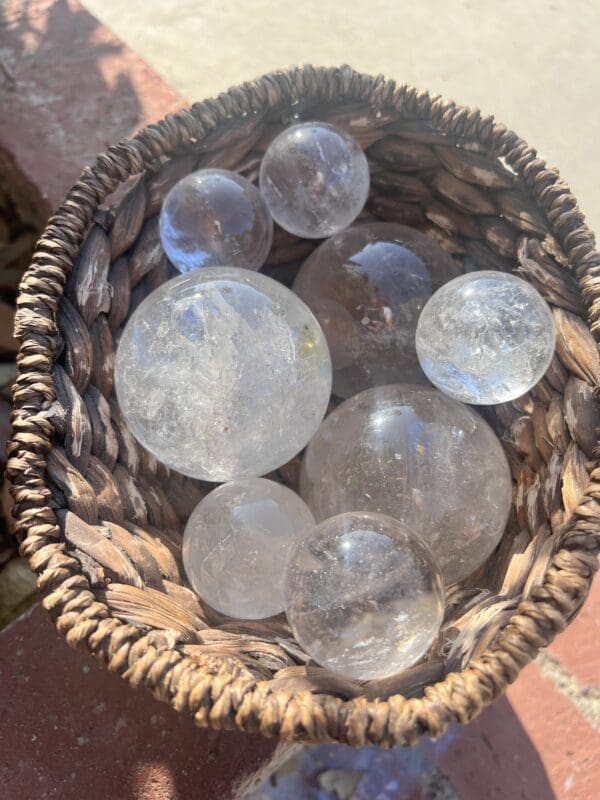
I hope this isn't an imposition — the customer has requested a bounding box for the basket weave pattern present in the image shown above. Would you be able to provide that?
[8,66,600,746]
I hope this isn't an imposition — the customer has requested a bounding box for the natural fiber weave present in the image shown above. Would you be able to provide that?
[8,65,600,746]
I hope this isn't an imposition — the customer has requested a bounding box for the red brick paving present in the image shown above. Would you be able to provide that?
[430,659,600,800]
[0,0,184,214]
[548,574,600,688]
[0,604,281,800]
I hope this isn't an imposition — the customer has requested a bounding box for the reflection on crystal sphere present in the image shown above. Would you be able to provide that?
[115,267,332,481]
[300,385,512,584]
[285,511,444,680]
[416,270,556,404]
[293,223,461,398]
[259,122,369,239]
[183,478,315,619]
[159,168,273,273]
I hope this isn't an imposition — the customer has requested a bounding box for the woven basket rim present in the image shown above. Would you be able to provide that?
[8,64,600,746]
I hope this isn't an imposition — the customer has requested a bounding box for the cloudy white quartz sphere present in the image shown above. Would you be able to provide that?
[183,478,315,619]
[259,122,370,238]
[285,511,445,680]
[114,267,332,481]
[300,385,512,584]
[159,168,273,272]
[416,270,556,404]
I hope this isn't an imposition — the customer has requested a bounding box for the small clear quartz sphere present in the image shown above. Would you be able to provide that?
[285,511,444,680]
[300,385,512,584]
[293,222,461,398]
[114,267,332,481]
[259,122,370,238]
[159,168,273,272]
[416,270,556,404]
[183,478,315,619]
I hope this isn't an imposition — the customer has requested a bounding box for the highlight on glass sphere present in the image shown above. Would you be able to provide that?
[159,168,273,273]
[259,122,370,239]
[114,267,332,481]
[183,478,316,619]
[416,270,556,405]
[300,384,512,585]
[293,222,462,398]
[285,511,445,680]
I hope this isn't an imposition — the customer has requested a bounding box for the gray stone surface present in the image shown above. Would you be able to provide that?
[246,742,461,800]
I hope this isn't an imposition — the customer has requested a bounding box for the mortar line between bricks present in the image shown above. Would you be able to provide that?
[536,651,600,731]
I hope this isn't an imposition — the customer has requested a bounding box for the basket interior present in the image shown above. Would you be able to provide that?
[43,89,600,705]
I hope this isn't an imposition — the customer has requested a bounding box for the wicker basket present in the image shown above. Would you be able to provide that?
[8,65,600,747]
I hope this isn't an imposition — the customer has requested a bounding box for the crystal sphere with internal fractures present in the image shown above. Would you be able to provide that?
[259,122,369,238]
[416,270,555,404]
[115,267,332,480]
[285,511,444,679]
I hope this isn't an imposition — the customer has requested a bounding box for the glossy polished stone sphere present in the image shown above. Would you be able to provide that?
[300,385,512,584]
[159,169,273,272]
[293,223,461,398]
[115,267,332,481]
[416,270,556,404]
[259,122,369,238]
[285,511,444,680]
[183,478,315,619]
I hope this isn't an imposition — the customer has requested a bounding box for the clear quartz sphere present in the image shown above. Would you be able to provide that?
[259,122,370,239]
[285,511,445,680]
[293,222,461,398]
[300,385,512,585]
[183,478,315,619]
[416,270,556,404]
[159,168,273,273]
[114,267,332,481]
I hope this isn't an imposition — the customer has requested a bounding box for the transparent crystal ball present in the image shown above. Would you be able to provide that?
[114,267,332,481]
[183,478,315,619]
[159,168,273,273]
[293,222,461,398]
[259,122,369,239]
[300,385,512,584]
[416,270,556,404]
[285,511,444,680]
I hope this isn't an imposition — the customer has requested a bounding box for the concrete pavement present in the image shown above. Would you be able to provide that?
[81,0,600,235]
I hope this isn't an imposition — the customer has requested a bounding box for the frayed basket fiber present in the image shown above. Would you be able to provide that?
[8,65,600,747]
